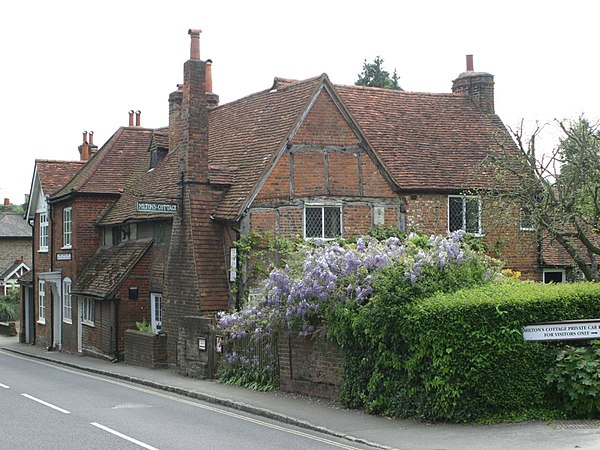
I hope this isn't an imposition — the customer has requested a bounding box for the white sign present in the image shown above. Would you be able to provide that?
[56,253,72,261]
[230,248,237,282]
[136,201,178,213]
[523,320,600,342]
[198,337,207,351]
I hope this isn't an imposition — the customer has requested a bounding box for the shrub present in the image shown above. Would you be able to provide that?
[0,288,20,322]
[392,282,600,422]
[547,341,600,418]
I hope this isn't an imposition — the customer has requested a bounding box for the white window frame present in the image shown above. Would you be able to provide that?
[82,297,95,326]
[62,278,72,324]
[38,280,46,324]
[543,269,566,283]
[63,207,72,248]
[303,204,343,240]
[448,195,482,235]
[151,293,163,333]
[39,212,48,252]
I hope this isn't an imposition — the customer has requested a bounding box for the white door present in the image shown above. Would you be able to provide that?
[150,293,162,333]
[77,298,83,353]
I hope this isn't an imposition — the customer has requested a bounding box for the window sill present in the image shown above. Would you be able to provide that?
[82,321,95,327]
[38,249,48,253]
[37,319,46,325]
[61,245,72,250]
[63,319,72,325]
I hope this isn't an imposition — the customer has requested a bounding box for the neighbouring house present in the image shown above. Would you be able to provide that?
[22,29,553,364]
[0,204,32,295]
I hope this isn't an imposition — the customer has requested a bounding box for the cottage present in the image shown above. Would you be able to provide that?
[22,29,546,363]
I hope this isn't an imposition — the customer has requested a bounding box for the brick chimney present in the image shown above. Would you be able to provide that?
[205,59,219,108]
[3,198,9,206]
[168,84,183,153]
[78,131,90,161]
[179,28,209,183]
[88,131,99,158]
[452,54,495,114]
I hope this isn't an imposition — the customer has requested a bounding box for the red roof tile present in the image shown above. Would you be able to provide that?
[52,127,154,199]
[72,238,153,298]
[36,160,85,197]
[334,84,517,191]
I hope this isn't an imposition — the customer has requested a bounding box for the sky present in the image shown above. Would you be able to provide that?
[1,0,599,205]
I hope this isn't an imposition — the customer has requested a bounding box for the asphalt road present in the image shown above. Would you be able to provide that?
[0,351,370,450]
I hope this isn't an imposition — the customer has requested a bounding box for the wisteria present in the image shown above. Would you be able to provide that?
[218,230,499,341]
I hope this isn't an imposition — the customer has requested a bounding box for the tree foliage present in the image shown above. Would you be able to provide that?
[486,116,600,280]
[356,56,402,90]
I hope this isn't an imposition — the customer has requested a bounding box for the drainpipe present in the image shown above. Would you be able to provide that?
[27,217,36,344]
[48,202,54,350]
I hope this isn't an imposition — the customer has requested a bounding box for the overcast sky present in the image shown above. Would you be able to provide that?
[1,0,598,204]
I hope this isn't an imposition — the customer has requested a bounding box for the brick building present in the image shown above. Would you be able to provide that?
[22,30,547,363]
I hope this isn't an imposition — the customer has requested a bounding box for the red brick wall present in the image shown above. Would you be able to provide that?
[291,91,358,146]
[405,193,541,280]
[278,332,342,401]
[343,204,372,236]
[328,153,360,196]
[293,152,326,196]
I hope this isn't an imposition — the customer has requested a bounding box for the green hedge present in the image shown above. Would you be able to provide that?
[335,281,600,423]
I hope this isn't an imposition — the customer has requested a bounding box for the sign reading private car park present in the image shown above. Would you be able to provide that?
[523,320,600,342]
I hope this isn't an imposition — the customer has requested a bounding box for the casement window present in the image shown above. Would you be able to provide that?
[63,207,72,248]
[39,212,48,252]
[151,293,163,333]
[448,195,482,235]
[38,281,45,324]
[63,278,72,323]
[543,269,566,283]
[304,205,342,239]
[82,297,95,326]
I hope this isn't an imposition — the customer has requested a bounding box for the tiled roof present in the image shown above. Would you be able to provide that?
[0,212,31,238]
[52,127,155,199]
[72,238,153,299]
[210,75,325,220]
[36,160,85,198]
[334,84,517,191]
[98,130,179,225]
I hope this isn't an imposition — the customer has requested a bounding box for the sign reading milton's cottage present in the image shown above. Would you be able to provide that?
[523,320,600,342]
[136,201,178,213]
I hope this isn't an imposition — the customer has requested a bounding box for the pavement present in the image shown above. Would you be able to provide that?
[2,334,600,450]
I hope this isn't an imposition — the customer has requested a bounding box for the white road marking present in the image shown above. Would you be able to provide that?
[20,393,70,414]
[91,422,159,450]
[1,350,360,449]
[0,382,9,389]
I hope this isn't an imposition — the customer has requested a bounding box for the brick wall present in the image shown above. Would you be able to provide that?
[405,193,541,280]
[124,329,167,368]
[291,91,358,146]
[278,332,342,401]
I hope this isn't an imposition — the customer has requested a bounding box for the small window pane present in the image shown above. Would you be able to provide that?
[324,207,341,238]
[305,208,322,238]
[448,197,464,232]
[465,198,480,234]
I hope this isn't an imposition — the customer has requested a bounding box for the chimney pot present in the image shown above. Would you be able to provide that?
[3,198,9,206]
[89,131,94,145]
[80,131,90,161]
[129,110,134,127]
[205,59,213,93]
[466,54,474,71]
[188,28,202,60]
[135,110,141,127]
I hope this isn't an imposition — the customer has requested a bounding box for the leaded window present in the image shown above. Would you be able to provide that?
[304,206,342,239]
[448,195,481,234]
